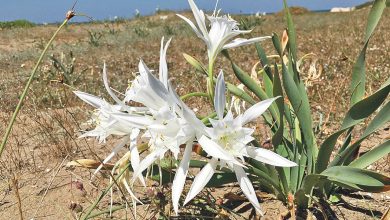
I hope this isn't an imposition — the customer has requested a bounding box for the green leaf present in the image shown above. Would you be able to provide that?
[283,0,297,62]
[229,60,279,124]
[350,0,386,105]
[183,53,208,76]
[247,166,285,198]
[281,62,316,174]
[349,140,390,169]
[226,81,256,105]
[231,62,269,101]
[295,174,325,208]
[333,100,390,166]
[207,172,237,187]
[272,33,283,57]
[263,71,274,98]
[255,42,273,79]
[364,0,386,42]
[272,63,284,146]
[316,81,390,173]
[321,166,390,192]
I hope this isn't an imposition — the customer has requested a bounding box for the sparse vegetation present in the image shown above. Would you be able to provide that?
[0,20,35,29]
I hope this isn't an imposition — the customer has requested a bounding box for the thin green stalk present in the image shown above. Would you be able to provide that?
[180,92,209,101]
[207,61,215,102]
[201,112,217,124]
[82,163,131,219]
[85,205,126,219]
[0,18,70,157]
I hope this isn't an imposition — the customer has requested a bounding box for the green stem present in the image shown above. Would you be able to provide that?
[180,92,209,101]
[85,205,126,219]
[207,61,215,103]
[0,18,70,157]
[201,112,217,124]
[82,163,131,219]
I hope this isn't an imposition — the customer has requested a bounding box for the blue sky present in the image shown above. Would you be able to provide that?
[0,0,370,23]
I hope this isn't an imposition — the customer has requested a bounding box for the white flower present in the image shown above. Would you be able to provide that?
[116,39,200,203]
[178,0,270,63]
[183,71,297,215]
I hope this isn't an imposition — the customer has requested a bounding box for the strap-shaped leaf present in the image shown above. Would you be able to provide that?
[281,62,316,174]
[332,100,390,166]
[283,0,297,63]
[206,172,236,187]
[255,42,273,79]
[232,62,269,101]
[272,63,284,146]
[230,61,279,123]
[321,166,390,192]
[272,33,283,57]
[316,80,390,173]
[226,81,256,105]
[349,140,390,169]
[350,0,386,105]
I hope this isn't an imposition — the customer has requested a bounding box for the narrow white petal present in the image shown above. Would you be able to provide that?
[176,14,206,41]
[183,159,217,205]
[187,0,209,40]
[131,148,167,185]
[241,97,279,125]
[172,140,193,214]
[246,146,297,167]
[111,112,152,129]
[222,36,271,50]
[129,129,145,186]
[122,178,143,204]
[159,37,172,89]
[198,136,242,166]
[214,71,226,120]
[233,165,263,215]
[102,63,124,105]
[94,136,130,175]
[74,91,105,108]
[182,106,207,137]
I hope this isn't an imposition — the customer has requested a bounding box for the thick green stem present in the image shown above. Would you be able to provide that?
[0,18,69,157]
[207,61,215,103]
[180,92,209,101]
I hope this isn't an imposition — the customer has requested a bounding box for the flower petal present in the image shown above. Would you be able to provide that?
[181,105,207,138]
[240,97,279,125]
[94,136,129,175]
[246,146,297,167]
[223,36,271,50]
[198,136,242,166]
[176,14,206,41]
[159,37,172,89]
[102,63,124,105]
[129,129,145,186]
[233,164,263,215]
[131,148,168,185]
[214,70,226,120]
[74,91,106,108]
[111,112,152,129]
[183,158,217,205]
[187,0,209,40]
[172,140,193,214]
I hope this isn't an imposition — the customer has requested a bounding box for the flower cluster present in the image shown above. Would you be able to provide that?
[75,0,296,215]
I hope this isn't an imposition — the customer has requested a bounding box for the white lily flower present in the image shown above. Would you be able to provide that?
[183,71,297,215]
[178,0,270,63]
[118,38,198,189]
[74,91,134,143]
